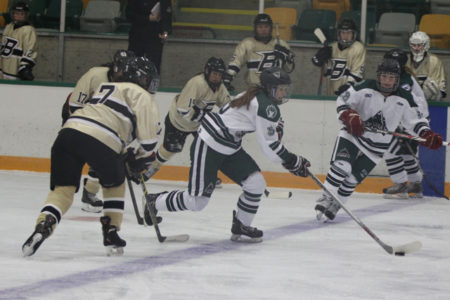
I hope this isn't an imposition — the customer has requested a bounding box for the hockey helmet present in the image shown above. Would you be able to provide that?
[120,57,160,94]
[383,48,407,72]
[254,13,273,43]
[337,18,357,48]
[204,56,226,90]
[376,58,401,94]
[409,31,430,63]
[260,67,291,104]
[11,1,29,24]
[113,49,135,73]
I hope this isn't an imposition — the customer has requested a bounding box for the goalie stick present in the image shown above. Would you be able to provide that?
[139,174,190,243]
[264,189,292,199]
[314,28,327,95]
[308,169,422,256]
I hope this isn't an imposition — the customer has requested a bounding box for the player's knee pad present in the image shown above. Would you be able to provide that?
[43,186,77,221]
[102,182,125,199]
[163,129,188,153]
[184,194,210,211]
[331,160,352,178]
[241,171,266,195]
[345,173,359,186]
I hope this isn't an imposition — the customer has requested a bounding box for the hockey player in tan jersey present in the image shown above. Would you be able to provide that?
[0,2,37,80]
[312,19,366,96]
[61,49,135,214]
[22,57,161,257]
[406,31,447,101]
[223,13,295,91]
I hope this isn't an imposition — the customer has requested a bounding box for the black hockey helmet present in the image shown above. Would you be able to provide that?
[376,58,401,94]
[260,67,291,104]
[120,56,160,94]
[383,48,407,72]
[337,18,357,48]
[113,49,135,73]
[11,1,29,24]
[254,13,273,43]
[204,56,226,90]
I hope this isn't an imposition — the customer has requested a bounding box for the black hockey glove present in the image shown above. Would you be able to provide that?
[222,72,235,92]
[18,66,34,81]
[274,44,295,65]
[191,105,206,122]
[282,155,311,177]
[276,117,284,141]
[125,151,156,184]
[335,82,354,96]
[312,46,332,67]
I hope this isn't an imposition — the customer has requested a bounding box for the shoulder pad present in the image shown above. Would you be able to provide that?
[256,92,280,122]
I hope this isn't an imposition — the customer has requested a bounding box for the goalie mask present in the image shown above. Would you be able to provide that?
[260,67,291,104]
[409,31,430,63]
[384,48,407,73]
[254,13,273,43]
[120,57,160,94]
[376,58,401,94]
[337,18,357,48]
[11,1,29,26]
[204,56,226,90]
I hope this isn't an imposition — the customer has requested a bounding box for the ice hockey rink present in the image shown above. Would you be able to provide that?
[0,170,449,300]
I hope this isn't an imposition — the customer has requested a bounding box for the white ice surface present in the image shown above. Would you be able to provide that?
[0,170,449,300]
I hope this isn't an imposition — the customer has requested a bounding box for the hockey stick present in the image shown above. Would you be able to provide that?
[264,189,292,199]
[307,169,422,256]
[139,174,190,243]
[404,142,449,200]
[365,127,450,146]
[126,177,144,225]
[314,28,327,95]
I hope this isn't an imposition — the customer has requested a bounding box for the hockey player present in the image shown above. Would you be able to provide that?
[223,13,295,92]
[312,18,366,96]
[382,49,429,198]
[315,58,442,222]
[143,67,311,242]
[140,57,230,197]
[406,31,447,101]
[22,57,161,257]
[0,1,37,80]
[61,49,136,213]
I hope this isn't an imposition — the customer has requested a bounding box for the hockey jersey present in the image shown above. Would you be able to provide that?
[198,91,296,165]
[337,80,429,160]
[0,22,37,80]
[226,37,293,87]
[63,82,161,156]
[399,72,429,119]
[325,41,366,96]
[168,74,230,132]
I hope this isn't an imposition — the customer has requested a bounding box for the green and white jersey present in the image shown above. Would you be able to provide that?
[399,72,429,119]
[198,91,296,164]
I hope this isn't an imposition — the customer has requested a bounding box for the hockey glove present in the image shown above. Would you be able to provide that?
[222,72,235,92]
[335,82,353,96]
[340,109,364,137]
[191,105,206,122]
[276,117,284,140]
[312,46,332,67]
[423,79,442,101]
[18,66,34,81]
[282,155,311,177]
[274,44,295,65]
[419,130,443,150]
[126,151,156,184]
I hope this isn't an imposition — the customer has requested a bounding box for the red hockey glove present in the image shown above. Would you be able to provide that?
[340,109,364,137]
[419,130,443,150]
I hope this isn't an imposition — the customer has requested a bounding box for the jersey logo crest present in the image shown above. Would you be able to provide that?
[1,37,19,57]
[255,51,279,73]
[267,126,275,136]
[329,58,348,80]
[364,111,387,131]
[266,105,278,119]
[401,83,411,92]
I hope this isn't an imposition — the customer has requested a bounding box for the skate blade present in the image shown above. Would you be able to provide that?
[22,233,43,257]
[230,234,263,243]
[105,246,124,256]
[81,203,102,213]
[408,193,423,199]
[383,194,409,200]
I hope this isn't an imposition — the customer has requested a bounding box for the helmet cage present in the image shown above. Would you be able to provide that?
[337,19,357,47]
[409,31,430,62]
[253,13,273,42]
[260,67,292,104]
[204,57,226,89]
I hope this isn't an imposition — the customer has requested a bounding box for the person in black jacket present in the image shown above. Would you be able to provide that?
[126,0,172,73]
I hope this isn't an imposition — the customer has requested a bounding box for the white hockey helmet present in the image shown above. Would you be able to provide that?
[409,31,430,63]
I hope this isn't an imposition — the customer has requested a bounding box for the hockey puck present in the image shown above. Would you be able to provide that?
[395,252,405,256]
[288,192,293,198]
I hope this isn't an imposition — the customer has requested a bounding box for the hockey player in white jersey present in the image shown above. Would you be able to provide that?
[406,31,447,101]
[222,13,295,92]
[143,67,310,242]
[315,58,442,222]
[0,1,37,80]
[61,49,135,213]
[22,57,161,256]
[381,49,429,198]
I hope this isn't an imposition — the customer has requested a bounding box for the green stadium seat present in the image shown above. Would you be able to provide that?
[340,10,377,44]
[293,8,336,42]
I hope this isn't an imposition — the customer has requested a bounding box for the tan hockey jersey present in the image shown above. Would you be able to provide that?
[68,66,110,113]
[63,82,161,155]
[168,74,230,132]
[226,37,293,87]
[325,41,366,96]
[0,23,37,80]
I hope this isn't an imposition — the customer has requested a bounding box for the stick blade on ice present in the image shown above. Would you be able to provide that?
[393,241,422,255]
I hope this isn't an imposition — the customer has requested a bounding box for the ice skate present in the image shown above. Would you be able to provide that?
[230,210,263,243]
[100,216,126,256]
[407,181,423,198]
[142,192,165,226]
[315,194,333,221]
[22,214,57,257]
[324,201,341,221]
[382,182,408,199]
[81,179,103,213]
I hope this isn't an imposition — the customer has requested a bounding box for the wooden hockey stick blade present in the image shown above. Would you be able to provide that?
[163,234,190,242]
[313,28,327,45]
[264,189,292,199]
[391,241,422,256]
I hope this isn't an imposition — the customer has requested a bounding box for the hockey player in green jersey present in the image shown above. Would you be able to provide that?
[143,67,310,242]
[315,58,442,222]
[0,2,37,80]
[22,57,161,257]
